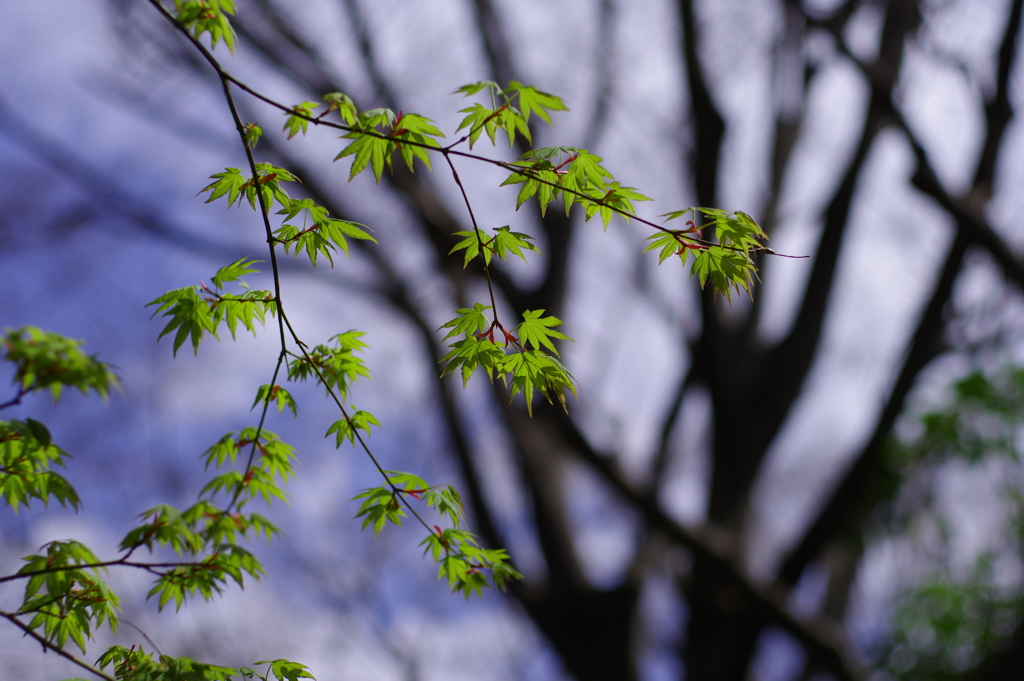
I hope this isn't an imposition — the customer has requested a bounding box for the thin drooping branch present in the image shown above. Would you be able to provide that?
[150,0,456,548]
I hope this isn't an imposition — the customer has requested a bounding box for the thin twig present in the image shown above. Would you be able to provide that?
[0,611,115,681]
[441,152,501,325]
[125,620,165,657]
[140,7,802,261]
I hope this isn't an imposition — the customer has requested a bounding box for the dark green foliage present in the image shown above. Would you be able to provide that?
[882,558,1023,681]
[891,370,1024,466]
[876,368,1024,679]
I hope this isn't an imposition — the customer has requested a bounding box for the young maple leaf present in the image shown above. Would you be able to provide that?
[515,310,571,355]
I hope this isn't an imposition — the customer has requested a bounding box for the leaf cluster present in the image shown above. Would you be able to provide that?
[644,207,768,299]
[3,326,119,402]
[0,418,78,512]
[201,163,297,211]
[336,107,444,183]
[116,501,275,612]
[147,258,275,356]
[202,162,373,267]
[500,146,652,230]
[252,383,298,416]
[173,0,237,52]
[92,645,314,681]
[108,426,296,614]
[17,540,120,653]
[147,544,265,612]
[354,471,520,598]
[287,331,371,400]
[449,226,539,268]
[421,528,521,599]
[200,426,297,508]
[454,81,568,148]
[326,409,380,447]
[274,198,374,267]
[439,306,575,415]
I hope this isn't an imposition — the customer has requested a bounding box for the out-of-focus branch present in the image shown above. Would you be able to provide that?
[649,363,696,489]
[762,0,918,464]
[782,0,1024,588]
[542,404,867,681]
[778,231,968,585]
[973,0,1023,200]
[468,0,517,89]
[582,0,616,150]
[238,0,339,95]
[337,0,399,107]
[678,0,723,209]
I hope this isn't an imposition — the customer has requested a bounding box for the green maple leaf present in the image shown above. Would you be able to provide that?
[583,182,653,229]
[322,92,359,125]
[391,112,444,171]
[439,336,505,386]
[506,81,569,125]
[201,167,247,207]
[515,310,571,355]
[336,133,392,183]
[440,303,492,340]
[283,101,318,139]
[491,226,539,261]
